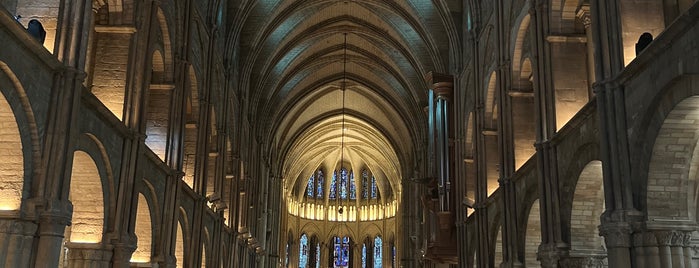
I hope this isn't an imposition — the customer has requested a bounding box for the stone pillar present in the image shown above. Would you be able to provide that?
[34,202,73,268]
[590,0,643,266]
[599,223,632,268]
[576,4,595,99]
[529,0,569,265]
[0,218,37,267]
[66,242,113,267]
[111,237,137,268]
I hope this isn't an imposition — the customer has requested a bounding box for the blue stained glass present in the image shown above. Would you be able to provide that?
[349,171,356,199]
[316,243,321,268]
[306,175,314,198]
[329,171,337,199]
[285,243,290,267]
[339,168,348,199]
[316,170,324,198]
[300,234,309,268]
[371,176,377,199]
[362,244,367,268]
[392,245,396,268]
[374,236,382,268]
[333,236,350,268]
[362,170,369,199]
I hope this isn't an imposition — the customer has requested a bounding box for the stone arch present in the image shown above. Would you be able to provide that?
[510,6,531,76]
[145,49,172,161]
[0,81,25,211]
[132,192,155,263]
[67,150,105,243]
[175,218,185,267]
[483,72,500,195]
[299,221,322,240]
[182,66,200,188]
[484,71,497,126]
[0,61,40,212]
[492,225,503,267]
[523,199,541,267]
[647,96,699,221]
[569,161,606,257]
[155,8,174,83]
[201,226,211,267]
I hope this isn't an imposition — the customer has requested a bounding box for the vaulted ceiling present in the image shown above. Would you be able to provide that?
[232,0,461,201]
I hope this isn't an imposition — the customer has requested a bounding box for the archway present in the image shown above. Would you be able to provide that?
[131,193,154,263]
[0,87,24,211]
[524,199,541,267]
[67,151,105,243]
[569,161,606,262]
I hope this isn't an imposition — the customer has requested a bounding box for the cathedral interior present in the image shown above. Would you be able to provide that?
[1,0,699,267]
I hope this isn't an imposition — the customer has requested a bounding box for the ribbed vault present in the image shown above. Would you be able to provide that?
[234,0,459,205]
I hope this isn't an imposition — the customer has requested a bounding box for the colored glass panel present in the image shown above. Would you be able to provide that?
[339,168,348,199]
[349,170,356,199]
[362,244,367,268]
[374,236,382,268]
[329,171,337,199]
[362,170,369,199]
[316,243,321,268]
[371,176,377,199]
[333,236,350,268]
[300,234,309,268]
[316,170,324,199]
[306,174,314,198]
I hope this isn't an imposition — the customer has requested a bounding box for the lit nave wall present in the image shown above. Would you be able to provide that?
[0,0,272,267]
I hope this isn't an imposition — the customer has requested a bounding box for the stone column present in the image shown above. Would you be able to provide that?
[66,242,114,267]
[529,0,569,265]
[0,218,37,267]
[590,0,643,266]
[34,0,94,263]
[576,4,595,99]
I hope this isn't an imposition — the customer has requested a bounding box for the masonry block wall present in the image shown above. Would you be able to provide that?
[0,93,22,210]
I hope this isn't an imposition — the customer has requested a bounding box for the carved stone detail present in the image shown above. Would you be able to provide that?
[599,224,631,248]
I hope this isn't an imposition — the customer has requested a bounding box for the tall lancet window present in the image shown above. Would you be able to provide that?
[339,168,348,199]
[329,171,338,199]
[315,243,321,268]
[371,176,378,199]
[362,170,369,199]
[306,174,315,198]
[300,234,309,267]
[362,244,367,268]
[349,170,356,199]
[374,236,382,268]
[316,170,324,199]
[333,236,350,268]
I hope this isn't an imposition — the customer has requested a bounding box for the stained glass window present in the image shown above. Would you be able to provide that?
[316,243,321,268]
[329,171,337,199]
[392,245,396,268]
[285,242,290,267]
[333,236,350,268]
[362,244,367,268]
[316,170,324,199]
[349,170,356,199]
[371,176,378,199]
[362,170,369,199]
[339,168,348,199]
[374,236,382,268]
[300,234,309,268]
[306,174,315,198]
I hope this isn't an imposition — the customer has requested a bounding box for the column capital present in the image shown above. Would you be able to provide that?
[537,243,568,268]
[425,72,453,100]
[576,5,592,29]
[599,223,632,248]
